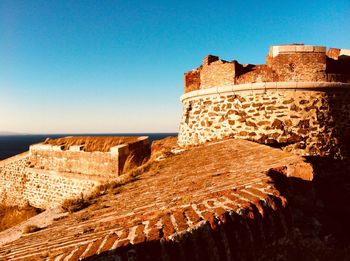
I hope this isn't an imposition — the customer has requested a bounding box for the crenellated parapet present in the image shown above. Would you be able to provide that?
[179,44,350,158]
[184,44,350,93]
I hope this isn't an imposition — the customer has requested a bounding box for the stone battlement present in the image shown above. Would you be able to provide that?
[179,44,350,158]
[184,44,350,93]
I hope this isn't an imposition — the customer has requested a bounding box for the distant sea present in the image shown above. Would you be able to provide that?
[0,133,177,161]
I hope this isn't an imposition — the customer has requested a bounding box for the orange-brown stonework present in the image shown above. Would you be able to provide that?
[179,88,350,158]
[0,139,313,260]
[30,136,149,177]
[184,44,350,93]
[180,44,350,158]
[0,136,150,209]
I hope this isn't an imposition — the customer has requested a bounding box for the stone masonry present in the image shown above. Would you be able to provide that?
[29,136,149,177]
[0,136,149,209]
[179,44,350,158]
[0,152,98,209]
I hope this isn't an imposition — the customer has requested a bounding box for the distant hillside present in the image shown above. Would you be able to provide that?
[0,131,25,136]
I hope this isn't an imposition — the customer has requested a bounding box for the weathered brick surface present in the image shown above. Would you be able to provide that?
[200,60,236,89]
[0,139,313,260]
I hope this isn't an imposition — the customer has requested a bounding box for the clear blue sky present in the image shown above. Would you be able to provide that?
[0,0,349,134]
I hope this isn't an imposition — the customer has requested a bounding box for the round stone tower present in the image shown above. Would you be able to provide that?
[178,44,350,158]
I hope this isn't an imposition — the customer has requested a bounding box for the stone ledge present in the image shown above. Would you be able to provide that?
[25,168,106,183]
[270,45,326,57]
[180,81,350,102]
[340,49,350,56]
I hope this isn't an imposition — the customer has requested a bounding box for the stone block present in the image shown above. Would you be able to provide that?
[30,144,52,152]
[52,145,64,151]
[202,55,219,66]
[295,45,314,52]
[269,46,279,57]
[276,81,297,89]
[69,145,84,152]
[110,144,129,157]
[234,83,251,92]
[265,82,278,90]
[313,46,326,53]
[137,136,149,146]
[286,162,314,181]
[340,49,350,57]
[217,86,231,95]
[278,45,296,53]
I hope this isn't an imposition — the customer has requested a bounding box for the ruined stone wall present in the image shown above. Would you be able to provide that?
[327,48,341,60]
[29,147,119,177]
[184,45,350,95]
[178,82,350,158]
[29,137,149,177]
[266,52,326,82]
[236,65,276,84]
[0,137,149,209]
[0,153,99,209]
[200,60,236,89]
[184,69,201,93]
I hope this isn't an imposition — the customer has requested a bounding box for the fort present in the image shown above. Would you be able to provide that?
[0,136,149,209]
[0,44,349,260]
[179,44,350,158]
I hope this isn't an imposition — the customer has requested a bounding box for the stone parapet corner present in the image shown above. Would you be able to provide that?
[68,145,84,152]
[110,144,129,157]
[29,144,53,152]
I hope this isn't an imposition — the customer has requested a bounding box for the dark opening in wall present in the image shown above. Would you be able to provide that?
[185,102,193,125]
[289,63,296,72]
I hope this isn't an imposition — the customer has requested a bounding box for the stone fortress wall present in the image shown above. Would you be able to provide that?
[179,44,350,158]
[0,136,149,209]
[29,136,149,177]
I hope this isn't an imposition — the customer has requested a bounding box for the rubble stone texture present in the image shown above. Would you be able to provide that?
[179,44,350,158]
[0,152,99,209]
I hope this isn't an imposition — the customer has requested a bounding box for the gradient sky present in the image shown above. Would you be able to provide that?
[0,0,349,134]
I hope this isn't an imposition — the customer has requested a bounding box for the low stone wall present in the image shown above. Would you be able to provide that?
[178,82,350,158]
[29,136,149,177]
[0,153,100,209]
[29,146,119,177]
[0,137,150,209]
